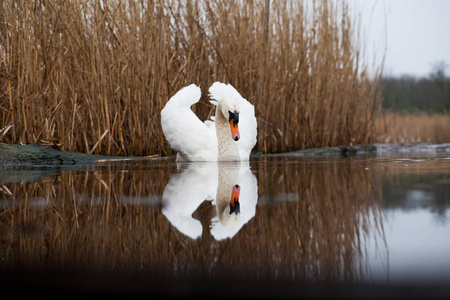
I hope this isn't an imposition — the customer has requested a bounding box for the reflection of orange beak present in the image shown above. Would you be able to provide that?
[230,184,240,214]
[230,184,240,207]
[229,119,240,141]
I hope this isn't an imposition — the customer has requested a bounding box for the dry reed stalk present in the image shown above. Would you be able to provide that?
[0,0,381,156]
[375,112,450,143]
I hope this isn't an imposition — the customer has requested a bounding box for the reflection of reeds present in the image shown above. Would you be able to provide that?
[0,159,385,284]
[0,163,174,270]
[249,157,385,282]
[0,0,381,156]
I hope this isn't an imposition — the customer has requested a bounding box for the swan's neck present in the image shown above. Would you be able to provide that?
[215,106,240,161]
[216,166,240,226]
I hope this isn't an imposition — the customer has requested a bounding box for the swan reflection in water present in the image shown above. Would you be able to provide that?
[162,162,257,240]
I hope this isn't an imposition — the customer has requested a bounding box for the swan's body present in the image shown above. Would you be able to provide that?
[162,162,258,240]
[161,82,257,161]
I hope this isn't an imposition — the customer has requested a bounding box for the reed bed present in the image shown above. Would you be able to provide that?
[0,0,381,156]
[375,112,450,143]
[0,159,384,283]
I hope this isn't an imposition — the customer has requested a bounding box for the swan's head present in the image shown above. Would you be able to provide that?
[220,184,241,226]
[220,97,240,141]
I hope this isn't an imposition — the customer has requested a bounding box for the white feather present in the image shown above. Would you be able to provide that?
[161,82,257,161]
[161,84,217,161]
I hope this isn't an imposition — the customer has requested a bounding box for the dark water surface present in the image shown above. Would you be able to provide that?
[1,154,449,298]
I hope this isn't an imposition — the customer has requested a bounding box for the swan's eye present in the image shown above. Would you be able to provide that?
[228,111,239,125]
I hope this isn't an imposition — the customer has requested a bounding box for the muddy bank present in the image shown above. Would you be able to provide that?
[0,144,161,170]
[1,143,449,169]
[261,144,377,157]
[260,142,450,158]
[0,144,112,169]
[0,143,376,168]
[375,142,450,155]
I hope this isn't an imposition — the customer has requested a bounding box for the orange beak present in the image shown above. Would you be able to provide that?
[229,119,240,141]
[230,184,240,207]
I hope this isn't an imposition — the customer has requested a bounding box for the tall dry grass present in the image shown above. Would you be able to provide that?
[0,0,381,156]
[375,112,450,143]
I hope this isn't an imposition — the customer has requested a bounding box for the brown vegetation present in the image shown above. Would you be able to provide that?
[375,112,450,143]
[0,0,381,156]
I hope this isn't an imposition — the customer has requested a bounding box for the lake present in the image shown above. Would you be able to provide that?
[1,151,449,299]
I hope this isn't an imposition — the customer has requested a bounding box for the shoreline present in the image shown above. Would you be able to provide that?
[0,142,449,169]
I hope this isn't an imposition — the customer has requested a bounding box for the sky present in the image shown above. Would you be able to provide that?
[347,0,450,78]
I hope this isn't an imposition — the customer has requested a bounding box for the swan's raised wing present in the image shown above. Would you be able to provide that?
[162,163,218,239]
[161,84,217,161]
[208,82,257,160]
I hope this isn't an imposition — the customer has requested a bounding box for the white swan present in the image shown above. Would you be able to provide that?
[161,82,257,161]
[162,162,258,240]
